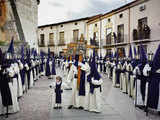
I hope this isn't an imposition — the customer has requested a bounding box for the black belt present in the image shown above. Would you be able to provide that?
[12,74,18,79]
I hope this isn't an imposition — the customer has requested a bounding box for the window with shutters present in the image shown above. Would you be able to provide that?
[40,34,45,46]
[117,24,124,43]
[138,17,149,39]
[106,28,112,45]
[59,32,65,45]
[73,29,79,42]
[49,33,54,45]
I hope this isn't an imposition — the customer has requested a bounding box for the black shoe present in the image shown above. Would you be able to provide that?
[158,111,160,115]
[59,106,62,109]
[138,105,145,110]
[78,106,84,110]
[54,107,58,109]
[68,105,73,109]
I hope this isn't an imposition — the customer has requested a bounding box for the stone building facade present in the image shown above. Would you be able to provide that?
[0,0,39,52]
[87,0,160,58]
[38,17,89,55]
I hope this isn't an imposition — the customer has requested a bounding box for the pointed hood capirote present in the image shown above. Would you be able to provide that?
[128,45,133,59]
[147,44,160,110]
[87,49,101,94]
[52,56,56,75]
[139,44,147,65]
[7,37,14,55]
[134,46,137,58]
[90,49,101,80]
[0,48,4,65]
[151,44,160,73]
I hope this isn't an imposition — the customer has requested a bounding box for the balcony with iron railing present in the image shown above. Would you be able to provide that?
[48,41,55,47]
[132,26,151,44]
[58,41,65,46]
[90,38,99,46]
[103,33,128,48]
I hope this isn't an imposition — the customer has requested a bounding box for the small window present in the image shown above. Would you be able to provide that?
[119,14,123,18]
[40,34,45,45]
[108,18,111,22]
[73,29,79,42]
[95,24,97,27]
[139,5,146,11]
[41,28,43,31]
[50,26,53,29]
[59,32,65,44]
[75,22,78,25]
[49,33,54,45]
[61,25,63,27]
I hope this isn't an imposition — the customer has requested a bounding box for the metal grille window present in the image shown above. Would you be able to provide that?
[73,29,79,42]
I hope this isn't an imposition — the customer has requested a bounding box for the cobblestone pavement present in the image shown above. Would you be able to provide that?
[1,68,160,120]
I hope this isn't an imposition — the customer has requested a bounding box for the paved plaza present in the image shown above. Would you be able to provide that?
[1,68,159,120]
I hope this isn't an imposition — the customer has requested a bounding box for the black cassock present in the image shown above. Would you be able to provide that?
[55,82,63,104]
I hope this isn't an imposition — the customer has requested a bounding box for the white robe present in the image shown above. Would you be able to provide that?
[112,62,116,87]
[116,62,122,87]
[89,78,103,113]
[15,62,23,97]
[126,63,133,96]
[133,66,145,106]
[4,65,20,114]
[30,66,34,88]
[67,62,90,108]
[120,63,124,90]
[122,62,127,93]
[105,61,110,78]
[23,63,29,92]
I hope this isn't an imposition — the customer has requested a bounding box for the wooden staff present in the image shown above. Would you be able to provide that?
[77,54,83,90]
